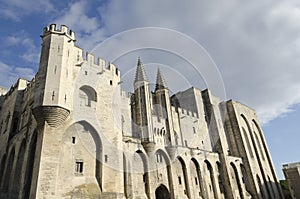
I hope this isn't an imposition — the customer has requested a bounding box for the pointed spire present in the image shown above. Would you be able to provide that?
[134,57,148,82]
[155,67,167,90]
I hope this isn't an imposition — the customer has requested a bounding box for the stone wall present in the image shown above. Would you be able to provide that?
[0,24,283,199]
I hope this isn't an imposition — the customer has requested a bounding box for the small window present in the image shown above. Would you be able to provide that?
[193,127,196,134]
[178,176,182,185]
[156,153,162,163]
[195,177,198,185]
[85,71,88,75]
[52,91,55,101]
[105,155,108,163]
[110,80,113,85]
[75,161,83,174]
[143,173,147,182]
[184,140,188,147]
[72,137,76,144]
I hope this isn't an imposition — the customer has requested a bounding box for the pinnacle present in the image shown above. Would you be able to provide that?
[155,67,167,90]
[134,57,148,82]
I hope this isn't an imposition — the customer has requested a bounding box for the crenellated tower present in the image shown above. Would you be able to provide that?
[33,24,77,127]
[133,58,154,145]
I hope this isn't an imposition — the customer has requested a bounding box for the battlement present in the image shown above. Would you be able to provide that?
[43,24,76,41]
[83,52,120,76]
[177,107,199,119]
[121,90,132,99]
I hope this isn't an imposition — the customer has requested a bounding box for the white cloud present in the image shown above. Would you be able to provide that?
[95,0,300,124]
[4,35,40,64]
[0,0,54,21]
[51,0,300,124]
[53,1,106,51]
[0,61,35,88]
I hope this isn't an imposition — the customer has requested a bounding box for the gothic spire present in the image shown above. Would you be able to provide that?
[155,67,167,90]
[134,57,148,82]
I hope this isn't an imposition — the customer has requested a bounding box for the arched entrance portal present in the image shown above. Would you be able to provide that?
[155,184,171,199]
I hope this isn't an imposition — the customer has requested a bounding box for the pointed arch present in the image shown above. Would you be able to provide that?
[12,139,26,194]
[204,160,218,199]
[23,130,37,199]
[64,121,103,191]
[267,175,275,198]
[253,132,265,161]
[241,127,254,158]
[252,119,281,196]
[132,150,150,198]
[216,161,225,196]
[173,156,191,198]
[2,147,15,191]
[178,156,191,198]
[230,162,243,199]
[240,115,271,198]
[123,153,132,198]
[240,164,252,196]
[191,158,206,198]
[0,154,6,184]
[256,174,266,199]
[155,184,171,199]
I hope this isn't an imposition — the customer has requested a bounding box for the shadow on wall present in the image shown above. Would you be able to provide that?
[279,180,292,199]
[256,179,284,199]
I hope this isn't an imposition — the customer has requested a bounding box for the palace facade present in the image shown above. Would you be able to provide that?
[0,24,283,199]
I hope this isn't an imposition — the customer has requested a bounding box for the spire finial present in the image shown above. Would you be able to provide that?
[137,56,142,66]
[155,67,167,90]
[134,57,148,82]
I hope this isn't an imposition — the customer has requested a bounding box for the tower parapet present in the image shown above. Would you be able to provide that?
[43,24,76,41]
[33,24,78,127]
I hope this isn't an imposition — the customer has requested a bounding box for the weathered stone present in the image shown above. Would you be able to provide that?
[0,24,284,199]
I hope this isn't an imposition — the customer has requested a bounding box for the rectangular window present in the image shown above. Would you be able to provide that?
[72,137,76,144]
[75,161,83,174]
[178,176,182,185]
[185,140,188,147]
[105,155,108,163]
[195,177,198,185]
[193,127,196,134]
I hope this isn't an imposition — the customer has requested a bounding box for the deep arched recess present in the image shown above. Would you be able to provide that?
[155,184,171,199]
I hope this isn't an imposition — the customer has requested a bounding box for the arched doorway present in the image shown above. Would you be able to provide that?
[155,184,171,199]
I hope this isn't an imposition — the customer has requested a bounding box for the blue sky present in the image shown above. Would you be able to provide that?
[0,0,299,179]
